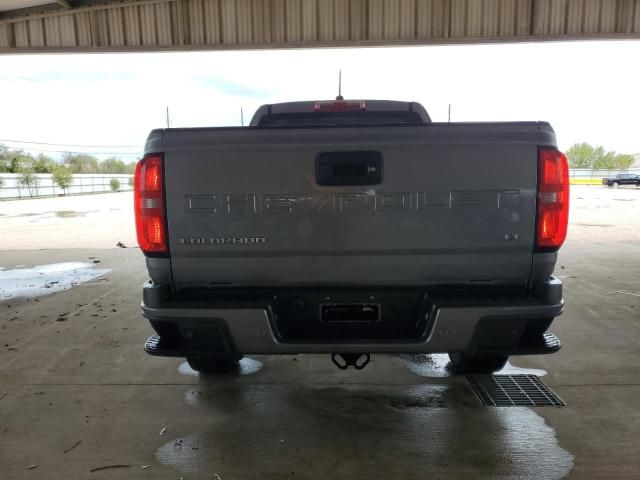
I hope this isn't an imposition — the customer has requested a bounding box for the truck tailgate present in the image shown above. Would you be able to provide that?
[159,123,551,289]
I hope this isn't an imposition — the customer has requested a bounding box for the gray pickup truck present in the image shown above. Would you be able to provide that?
[135,99,569,374]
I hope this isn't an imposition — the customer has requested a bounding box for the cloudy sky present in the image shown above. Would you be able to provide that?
[0,40,638,160]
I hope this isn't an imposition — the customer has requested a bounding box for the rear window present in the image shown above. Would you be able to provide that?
[257,111,426,126]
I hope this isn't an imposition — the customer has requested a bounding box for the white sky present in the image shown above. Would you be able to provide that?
[0,40,638,160]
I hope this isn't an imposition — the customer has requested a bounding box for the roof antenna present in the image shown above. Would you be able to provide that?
[336,70,344,101]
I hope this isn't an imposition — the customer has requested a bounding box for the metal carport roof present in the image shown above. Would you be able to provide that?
[1,0,640,53]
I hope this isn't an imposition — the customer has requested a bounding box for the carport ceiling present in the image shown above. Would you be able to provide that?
[1,0,640,53]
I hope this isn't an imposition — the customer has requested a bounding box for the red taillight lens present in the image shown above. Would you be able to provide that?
[134,154,167,254]
[536,148,569,251]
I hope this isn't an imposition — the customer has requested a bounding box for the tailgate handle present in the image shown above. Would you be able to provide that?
[316,151,383,186]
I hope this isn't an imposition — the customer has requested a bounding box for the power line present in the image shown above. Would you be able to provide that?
[0,75,38,83]
[0,138,139,148]
[1,145,141,156]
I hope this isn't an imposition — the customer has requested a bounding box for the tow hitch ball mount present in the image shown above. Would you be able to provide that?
[331,353,371,370]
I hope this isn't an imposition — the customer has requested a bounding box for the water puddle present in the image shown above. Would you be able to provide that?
[0,262,110,302]
[399,353,451,377]
[237,357,263,375]
[53,209,100,218]
[499,361,547,377]
[184,389,203,407]
[156,382,572,479]
[400,354,547,377]
[54,210,84,218]
[177,362,199,377]
[177,357,263,377]
[7,209,100,219]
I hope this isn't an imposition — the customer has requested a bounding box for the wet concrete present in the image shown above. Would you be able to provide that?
[399,353,548,377]
[53,210,93,218]
[1,241,640,479]
[0,262,109,301]
[0,192,136,249]
[178,357,264,377]
[156,383,572,479]
[6,209,100,219]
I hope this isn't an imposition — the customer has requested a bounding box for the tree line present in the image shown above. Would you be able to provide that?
[566,143,636,170]
[0,145,136,197]
[0,146,137,174]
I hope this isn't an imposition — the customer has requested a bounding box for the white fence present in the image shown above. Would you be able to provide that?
[570,168,640,179]
[0,173,133,200]
[2,170,634,199]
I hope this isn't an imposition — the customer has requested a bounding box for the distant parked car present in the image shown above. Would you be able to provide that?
[602,173,640,187]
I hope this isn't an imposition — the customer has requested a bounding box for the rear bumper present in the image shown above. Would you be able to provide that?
[141,277,563,357]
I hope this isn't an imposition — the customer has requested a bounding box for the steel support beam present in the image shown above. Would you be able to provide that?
[1,0,640,54]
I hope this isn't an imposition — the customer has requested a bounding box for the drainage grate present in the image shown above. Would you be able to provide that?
[467,374,566,407]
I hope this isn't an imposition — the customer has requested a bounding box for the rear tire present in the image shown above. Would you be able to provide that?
[448,353,508,374]
[186,354,239,374]
[613,181,619,188]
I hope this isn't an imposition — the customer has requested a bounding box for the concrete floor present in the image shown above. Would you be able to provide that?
[0,192,136,250]
[1,187,640,479]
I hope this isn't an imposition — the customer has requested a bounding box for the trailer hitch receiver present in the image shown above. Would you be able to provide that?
[331,353,371,370]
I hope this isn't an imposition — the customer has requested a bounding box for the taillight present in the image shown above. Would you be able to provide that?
[313,100,366,112]
[536,147,569,251]
[134,154,167,255]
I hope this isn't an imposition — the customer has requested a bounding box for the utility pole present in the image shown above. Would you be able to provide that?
[240,107,244,126]
[448,104,451,122]
[165,107,170,128]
